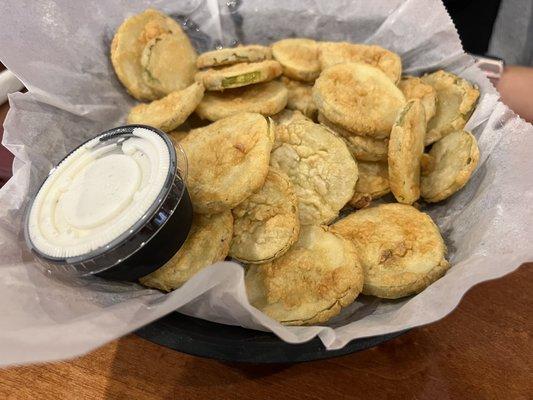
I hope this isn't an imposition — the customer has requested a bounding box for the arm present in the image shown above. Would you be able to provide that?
[497,65,533,123]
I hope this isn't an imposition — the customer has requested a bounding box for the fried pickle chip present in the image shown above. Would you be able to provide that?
[197,45,272,68]
[196,81,288,121]
[421,70,480,145]
[111,9,189,101]
[388,100,426,204]
[281,77,318,120]
[270,109,309,126]
[230,168,300,264]
[195,60,283,90]
[270,120,357,225]
[421,130,479,202]
[313,63,406,138]
[140,32,197,96]
[398,76,437,121]
[271,38,321,82]
[181,113,272,214]
[245,225,364,325]
[140,212,233,291]
[318,42,402,83]
[127,82,204,131]
[349,161,390,209]
[331,204,449,299]
[271,110,309,145]
[318,113,388,161]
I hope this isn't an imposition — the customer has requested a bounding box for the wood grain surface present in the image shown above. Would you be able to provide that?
[0,102,531,400]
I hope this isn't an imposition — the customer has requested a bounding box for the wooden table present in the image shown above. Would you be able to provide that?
[0,103,531,399]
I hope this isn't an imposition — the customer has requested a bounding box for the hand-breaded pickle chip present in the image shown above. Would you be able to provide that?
[313,63,406,138]
[181,113,272,214]
[281,77,318,120]
[318,42,402,83]
[196,80,288,121]
[421,130,479,202]
[398,76,437,121]
[245,225,364,325]
[111,9,188,101]
[270,120,357,225]
[331,204,449,299]
[271,38,321,82]
[318,113,388,161]
[230,168,300,264]
[127,82,204,132]
[349,161,390,209]
[140,32,197,96]
[140,212,233,291]
[197,45,272,68]
[270,109,309,126]
[270,110,309,144]
[195,60,282,90]
[421,70,479,145]
[388,100,426,204]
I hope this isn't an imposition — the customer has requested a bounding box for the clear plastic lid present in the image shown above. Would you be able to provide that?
[24,125,188,277]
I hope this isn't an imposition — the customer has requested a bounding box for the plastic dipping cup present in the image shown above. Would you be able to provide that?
[24,125,193,281]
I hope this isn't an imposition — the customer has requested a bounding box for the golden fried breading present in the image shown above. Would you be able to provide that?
[318,42,402,83]
[166,112,211,143]
[177,112,211,130]
[196,45,272,68]
[140,212,233,291]
[318,113,388,161]
[341,135,389,163]
[230,168,299,264]
[348,161,390,209]
[167,130,188,143]
[313,63,406,138]
[421,70,479,145]
[111,9,189,101]
[331,204,449,299]
[281,77,318,119]
[272,38,321,82]
[140,32,197,95]
[180,113,272,214]
[270,110,309,146]
[421,130,479,202]
[270,120,357,225]
[196,80,288,121]
[388,100,426,204]
[127,82,204,132]
[398,76,437,121]
[195,60,282,90]
[270,109,309,127]
[420,153,435,176]
[245,225,364,325]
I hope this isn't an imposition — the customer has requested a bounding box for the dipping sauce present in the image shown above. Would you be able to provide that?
[25,125,193,280]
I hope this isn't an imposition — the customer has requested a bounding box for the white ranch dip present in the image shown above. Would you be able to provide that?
[27,127,170,259]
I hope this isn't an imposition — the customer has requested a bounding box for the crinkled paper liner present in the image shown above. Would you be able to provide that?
[0,0,531,366]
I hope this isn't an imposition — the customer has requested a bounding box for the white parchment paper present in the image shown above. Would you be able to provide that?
[0,0,532,366]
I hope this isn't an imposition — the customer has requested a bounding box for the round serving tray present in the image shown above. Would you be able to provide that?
[135,313,406,363]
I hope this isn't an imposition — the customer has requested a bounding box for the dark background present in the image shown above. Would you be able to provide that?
[444,0,502,55]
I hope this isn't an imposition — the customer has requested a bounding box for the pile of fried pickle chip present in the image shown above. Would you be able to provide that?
[111,9,481,325]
